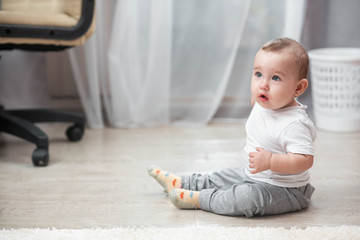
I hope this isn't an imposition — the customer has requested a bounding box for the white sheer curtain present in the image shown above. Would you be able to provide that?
[69,0,306,129]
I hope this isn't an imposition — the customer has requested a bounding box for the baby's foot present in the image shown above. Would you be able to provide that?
[169,189,200,209]
[148,166,182,193]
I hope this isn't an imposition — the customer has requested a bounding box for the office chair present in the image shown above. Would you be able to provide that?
[0,0,95,166]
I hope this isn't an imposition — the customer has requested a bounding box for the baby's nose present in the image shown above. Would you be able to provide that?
[260,79,269,89]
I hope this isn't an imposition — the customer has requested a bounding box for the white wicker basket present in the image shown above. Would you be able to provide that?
[308,48,360,132]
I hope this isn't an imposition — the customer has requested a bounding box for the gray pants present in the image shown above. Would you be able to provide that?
[181,168,315,217]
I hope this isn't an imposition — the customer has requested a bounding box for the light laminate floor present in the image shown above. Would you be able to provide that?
[0,123,359,229]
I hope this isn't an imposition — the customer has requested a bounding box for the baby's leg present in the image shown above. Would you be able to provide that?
[168,168,249,210]
[148,166,182,193]
[199,183,315,217]
[181,167,247,191]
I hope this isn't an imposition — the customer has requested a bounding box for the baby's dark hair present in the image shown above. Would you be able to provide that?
[261,37,309,79]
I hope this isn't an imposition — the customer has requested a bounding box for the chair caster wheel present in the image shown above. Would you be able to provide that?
[66,124,84,142]
[32,148,49,167]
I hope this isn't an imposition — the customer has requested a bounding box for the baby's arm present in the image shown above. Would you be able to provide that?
[248,147,314,174]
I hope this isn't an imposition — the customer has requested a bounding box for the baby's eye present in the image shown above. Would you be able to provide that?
[272,75,281,81]
[255,72,262,78]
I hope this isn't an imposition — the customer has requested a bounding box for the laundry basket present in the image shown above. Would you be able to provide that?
[308,48,360,132]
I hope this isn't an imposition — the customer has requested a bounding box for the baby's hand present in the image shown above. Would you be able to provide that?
[248,147,272,174]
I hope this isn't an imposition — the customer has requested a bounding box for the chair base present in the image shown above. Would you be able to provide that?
[0,106,85,166]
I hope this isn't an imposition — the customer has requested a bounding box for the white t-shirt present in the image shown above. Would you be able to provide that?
[244,102,316,187]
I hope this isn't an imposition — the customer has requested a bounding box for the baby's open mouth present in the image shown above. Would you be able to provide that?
[259,94,268,102]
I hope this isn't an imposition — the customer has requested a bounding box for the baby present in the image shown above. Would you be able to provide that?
[148,37,316,217]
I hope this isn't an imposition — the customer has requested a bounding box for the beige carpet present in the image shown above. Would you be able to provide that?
[1,226,360,240]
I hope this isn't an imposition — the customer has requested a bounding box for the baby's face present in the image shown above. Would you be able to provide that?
[251,50,301,110]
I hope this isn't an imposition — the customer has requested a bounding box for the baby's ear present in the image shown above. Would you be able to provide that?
[295,79,308,97]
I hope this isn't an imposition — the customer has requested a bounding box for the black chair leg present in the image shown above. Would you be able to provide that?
[8,109,86,141]
[0,110,49,166]
[0,107,86,166]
